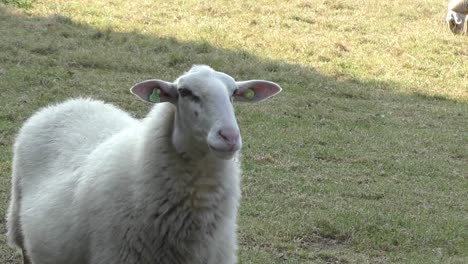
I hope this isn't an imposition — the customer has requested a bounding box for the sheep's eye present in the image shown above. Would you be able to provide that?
[191,95,201,103]
[179,88,201,103]
[232,89,238,97]
[179,88,192,98]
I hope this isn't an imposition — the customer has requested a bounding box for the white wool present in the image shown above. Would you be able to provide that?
[7,99,239,264]
[448,0,468,14]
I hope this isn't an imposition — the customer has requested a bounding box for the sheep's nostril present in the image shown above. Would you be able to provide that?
[218,129,239,145]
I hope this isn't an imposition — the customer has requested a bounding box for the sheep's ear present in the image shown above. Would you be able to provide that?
[234,80,282,102]
[130,79,178,104]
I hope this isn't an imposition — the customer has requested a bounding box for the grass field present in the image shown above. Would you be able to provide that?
[0,0,467,263]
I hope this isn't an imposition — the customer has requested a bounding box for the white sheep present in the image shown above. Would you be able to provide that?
[6,65,282,264]
[446,0,468,34]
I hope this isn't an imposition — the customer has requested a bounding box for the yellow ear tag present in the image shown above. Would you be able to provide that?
[245,89,255,100]
[149,89,160,103]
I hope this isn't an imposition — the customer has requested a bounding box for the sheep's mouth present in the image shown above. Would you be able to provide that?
[208,144,238,159]
[209,143,239,152]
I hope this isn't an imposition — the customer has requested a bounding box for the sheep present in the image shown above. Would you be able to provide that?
[448,0,468,13]
[446,0,468,34]
[6,65,282,264]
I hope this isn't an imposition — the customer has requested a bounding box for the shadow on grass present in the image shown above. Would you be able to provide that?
[0,5,467,264]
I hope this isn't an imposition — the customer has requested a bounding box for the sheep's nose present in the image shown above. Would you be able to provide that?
[218,128,240,146]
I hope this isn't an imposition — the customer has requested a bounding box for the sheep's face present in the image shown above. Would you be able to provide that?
[175,70,241,160]
[446,11,466,34]
[130,65,282,160]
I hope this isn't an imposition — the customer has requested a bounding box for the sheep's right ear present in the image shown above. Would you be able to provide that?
[130,80,178,104]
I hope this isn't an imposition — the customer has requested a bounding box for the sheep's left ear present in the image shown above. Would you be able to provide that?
[130,79,178,104]
[234,80,282,102]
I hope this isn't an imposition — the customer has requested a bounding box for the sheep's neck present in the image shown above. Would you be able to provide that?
[176,158,226,211]
[169,112,230,210]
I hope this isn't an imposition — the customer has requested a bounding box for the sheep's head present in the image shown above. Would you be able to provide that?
[446,10,467,34]
[130,65,282,160]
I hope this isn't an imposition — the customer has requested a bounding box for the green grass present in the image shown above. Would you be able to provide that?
[1,0,32,8]
[0,0,467,263]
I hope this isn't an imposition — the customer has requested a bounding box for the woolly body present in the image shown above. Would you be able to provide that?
[8,99,240,263]
[448,0,468,13]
